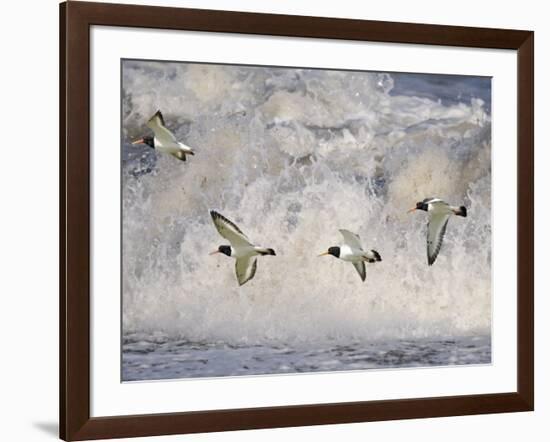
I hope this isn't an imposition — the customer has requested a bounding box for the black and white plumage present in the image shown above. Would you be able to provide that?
[319,229,382,282]
[132,110,195,161]
[209,210,276,286]
[408,197,467,266]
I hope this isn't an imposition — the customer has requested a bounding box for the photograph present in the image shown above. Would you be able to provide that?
[121,59,492,382]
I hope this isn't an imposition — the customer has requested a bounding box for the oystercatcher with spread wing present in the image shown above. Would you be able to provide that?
[209,210,276,286]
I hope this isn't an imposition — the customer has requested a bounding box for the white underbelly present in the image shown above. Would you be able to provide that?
[232,246,257,259]
[429,203,452,216]
[155,139,180,154]
[339,246,364,262]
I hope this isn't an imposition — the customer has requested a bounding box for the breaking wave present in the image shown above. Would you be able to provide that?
[121,60,491,345]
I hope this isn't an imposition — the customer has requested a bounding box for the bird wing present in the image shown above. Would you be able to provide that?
[427,212,450,265]
[173,151,186,162]
[210,210,253,248]
[339,229,363,250]
[235,257,257,286]
[146,110,178,145]
[352,261,366,282]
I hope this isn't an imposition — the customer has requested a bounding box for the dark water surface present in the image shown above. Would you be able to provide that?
[122,334,491,381]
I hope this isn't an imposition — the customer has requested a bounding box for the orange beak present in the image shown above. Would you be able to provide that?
[407,207,417,213]
[318,251,330,257]
[132,138,144,145]
[209,250,220,255]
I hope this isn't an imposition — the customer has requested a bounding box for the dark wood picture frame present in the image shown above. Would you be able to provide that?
[60,1,534,440]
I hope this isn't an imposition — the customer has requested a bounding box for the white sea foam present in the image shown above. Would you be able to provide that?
[121,60,491,345]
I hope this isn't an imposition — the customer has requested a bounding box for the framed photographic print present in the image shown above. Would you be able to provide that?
[60,1,534,440]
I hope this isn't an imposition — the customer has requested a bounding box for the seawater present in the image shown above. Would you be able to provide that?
[121,60,492,381]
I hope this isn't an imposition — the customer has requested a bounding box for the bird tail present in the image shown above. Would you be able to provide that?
[179,143,195,156]
[371,250,382,262]
[453,206,467,217]
[257,248,276,256]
